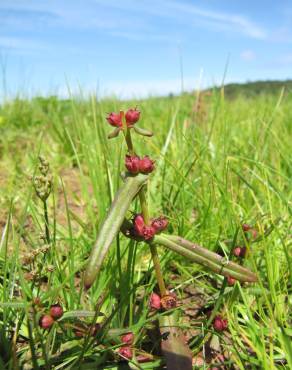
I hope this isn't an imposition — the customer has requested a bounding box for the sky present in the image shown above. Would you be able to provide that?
[1,0,292,99]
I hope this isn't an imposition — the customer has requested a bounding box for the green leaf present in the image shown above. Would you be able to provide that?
[108,127,121,139]
[133,126,153,137]
[84,173,148,289]
[154,234,258,283]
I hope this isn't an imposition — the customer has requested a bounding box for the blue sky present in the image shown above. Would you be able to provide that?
[1,0,292,98]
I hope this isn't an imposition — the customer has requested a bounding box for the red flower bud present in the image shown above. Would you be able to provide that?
[39,314,54,329]
[125,155,140,174]
[242,223,252,232]
[133,214,156,240]
[142,225,156,240]
[149,292,161,310]
[233,246,247,258]
[106,112,122,127]
[121,332,134,345]
[49,304,63,320]
[125,108,140,126]
[213,316,228,332]
[227,276,236,286]
[118,346,133,359]
[133,214,145,237]
[151,216,168,233]
[161,294,177,310]
[139,156,155,174]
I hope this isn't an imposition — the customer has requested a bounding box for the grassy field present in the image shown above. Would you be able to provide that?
[0,88,291,369]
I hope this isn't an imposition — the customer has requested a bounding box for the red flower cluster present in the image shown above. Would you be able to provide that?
[212,315,228,332]
[149,292,177,311]
[118,332,134,360]
[106,108,140,128]
[125,155,155,175]
[233,246,247,258]
[227,276,236,286]
[132,214,168,240]
[39,303,64,330]
[242,223,257,239]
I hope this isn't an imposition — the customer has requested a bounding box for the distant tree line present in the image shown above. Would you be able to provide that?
[209,79,292,98]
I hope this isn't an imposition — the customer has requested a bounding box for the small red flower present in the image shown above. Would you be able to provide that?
[125,108,140,126]
[125,155,140,174]
[227,276,236,286]
[121,332,134,345]
[151,216,168,233]
[132,214,155,240]
[39,315,54,329]
[242,223,252,232]
[233,246,247,258]
[213,316,228,332]
[139,156,155,174]
[106,112,122,127]
[149,292,161,310]
[118,346,133,359]
[142,225,156,240]
[133,214,145,237]
[49,304,63,320]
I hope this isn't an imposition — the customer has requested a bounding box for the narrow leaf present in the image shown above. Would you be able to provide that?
[108,127,121,139]
[134,126,153,137]
[84,173,148,289]
[154,234,258,283]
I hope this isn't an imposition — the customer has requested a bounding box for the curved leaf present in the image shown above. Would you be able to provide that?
[84,173,148,289]
[154,234,258,283]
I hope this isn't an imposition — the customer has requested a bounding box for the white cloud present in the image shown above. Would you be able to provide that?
[0,0,267,41]
[93,0,267,40]
[240,50,256,61]
[166,1,266,39]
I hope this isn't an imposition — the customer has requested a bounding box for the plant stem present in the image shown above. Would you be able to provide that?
[43,200,50,244]
[139,185,167,296]
[149,243,167,296]
[125,129,134,155]
[122,126,167,297]
[138,185,150,224]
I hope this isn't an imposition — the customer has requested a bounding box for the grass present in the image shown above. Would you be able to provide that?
[0,88,291,369]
